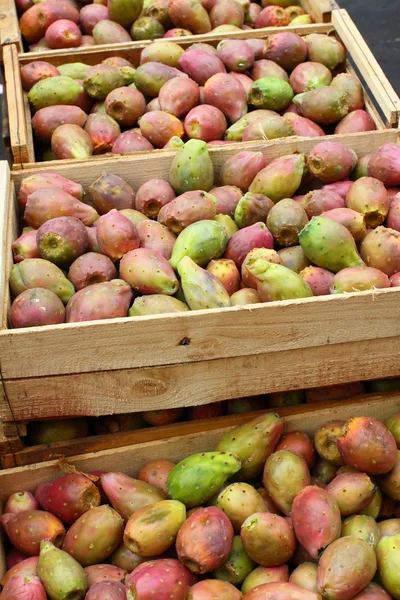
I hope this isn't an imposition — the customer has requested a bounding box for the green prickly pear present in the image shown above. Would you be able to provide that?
[169,139,214,194]
[177,256,231,310]
[169,220,228,269]
[215,214,239,239]
[38,541,87,600]
[341,515,381,550]
[263,450,311,515]
[299,216,365,272]
[249,77,294,112]
[214,535,255,584]
[216,412,285,480]
[377,534,400,599]
[10,258,75,303]
[28,76,83,110]
[129,294,189,316]
[245,257,313,301]
[249,154,305,203]
[108,0,143,27]
[166,451,242,508]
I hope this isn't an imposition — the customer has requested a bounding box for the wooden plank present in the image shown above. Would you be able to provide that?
[0,0,23,58]
[301,0,332,23]
[0,393,398,505]
[332,9,400,128]
[2,335,400,422]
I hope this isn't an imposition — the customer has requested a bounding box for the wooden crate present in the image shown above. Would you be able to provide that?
[0,0,22,60]
[5,9,400,167]
[1,130,400,437]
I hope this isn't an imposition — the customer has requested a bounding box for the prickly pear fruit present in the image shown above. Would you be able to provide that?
[211,187,242,217]
[158,76,199,118]
[169,139,213,194]
[245,257,312,301]
[352,584,393,600]
[241,566,289,594]
[338,417,397,474]
[138,459,175,497]
[44,18,82,49]
[10,258,75,303]
[100,472,164,520]
[112,130,154,153]
[283,112,325,137]
[82,113,120,154]
[136,220,176,260]
[332,266,390,293]
[243,582,321,600]
[167,451,241,508]
[37,216,88,267]
[21,61,61,91]
[241,512,295,567]
[314,421,345,466]
[360,226,400,276]
[346,176,389,228]
[249,154,305,203]
[84,564,126,587]
[242,114,294,142]
[188,579,242,599]
[68,253,116,290]
[275,432,314,470]
[306,33,346,71]
[170,220,228,269]
[126,558,194,600]
[252,60,289,83]
[83,64,125,100]
[230,288,261,305]
[140,41,184,67]
[134,62,187,97]
[241,248,281,288]
[85,581,126,599]
[120,248,178,295]
[18,173,83,208]
[209,0,244,28]
[330,72,364,112]
[368,143,400,187]
[28,76,83,110]
[32,105,87,143]
[289,62,332,94]
[104,87,146,127]
[169,0,211,33]
[24,188,98,229]
[299,216,365,272]
[0,572,47,600]
[294,87,349,125]
[335,110,376,134]
[317,537,377,600]
[5,491,38,514]
[206,258,240,295]
[266,198,308,247]
[213,535,254,584]
[1,556,39,588]
[216,412,284,480]
[96,209,139,261]
[38,540,86,600]
[299,266,333,296]
[290,563,318,593]
[220,151,267,193]
[303,188,345,217]
[50,123,93,159]
[1,510,65,556]
[89,173,135,214]
[377,533,400,599]
[176,506,234,573]
[292,486,341,558]
[184,104,227,142]
[320,207,366,243]
[216,483,267,532]
[341,514,381,549]
[139,110,184,147]
[108,0,142,27]
[249,77,293,112]
[66,280,133,322]
[234,193,274,230]
[264,31,308,71]
[308,142,358,183]
[204,73,247,123]
[158,190,216,234]
[263,450,311,515]
[110,544,145,572]
[225,223,274,269]
[10,287,65,328]
[217,39,255,73]
[325,472,377,516]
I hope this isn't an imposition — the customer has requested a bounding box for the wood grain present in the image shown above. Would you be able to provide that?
[301,0,332,23]
[0,0,22,57]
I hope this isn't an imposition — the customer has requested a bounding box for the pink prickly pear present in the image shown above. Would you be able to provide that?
[188,580,242,599]
[84,564,127,587]
[204,73,247,123]
[300,266,334,296]
[303,189,345,218]
[323,181,353,199]
[184,104,227,142]
[292,486,341,558]
[387,193,400,231]
[320,207,366,242]
[24,188,98,228]
[12,228,40,262]
[135,179,175,218]
[18,172,84,208]
[217,39,255,73]
[96,209,139,261]
[179,49,226,86]
[331,73,364,112]
[35,473,101,524]
[37,216,88,267]
[264,32,308,71]
[242,582,321,600]
[158,76,200,118]
[0,510,66,556]
[138,459,176,497]
[211,186,243,217]
[158,190,216,233]
[293,87,349,125]
[112,130,154,153]
[110,543,146,572]
[360,226,400,276]
[20,61,60,91]
[368,143,400,187]
[335,110,376,134]
[68,252,117,290]
[1,556,38,588]
[283,112,325,137]
[83,113,121,154]
[105,87,146,128]
[120,248,179,295]
[346,176,389,228]
[4,491,38,514]
[136,220,176,260]
[66,280,133,323]
[86,581,127,599]
[225,223,274,269]
[100,472,164,521]
[126,558,194,600]
[51,123,93,159]
[31,105,88,144]
[10,288,66,328]
[89,173,136,214]
[219,152,267,193]
[308,142,358,183]
[0,572,47,600]
[332,266,390,293]
[289,62,332,94]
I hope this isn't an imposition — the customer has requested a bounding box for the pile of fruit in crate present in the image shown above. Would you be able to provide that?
[22,33,376,161]
[17,0,314,52]
[2,410,400,599]
[9,139,400,327]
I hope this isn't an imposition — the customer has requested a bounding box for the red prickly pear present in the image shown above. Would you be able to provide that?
[289,62,332,94]
[387,194,400,231]
[184,105,227,142]
[83,113,121,154]
[110,543,146,572]
[176,506,234,573]
[32,105,88,144]
[335,110,376,134]
[256,5,289,26]
[211,186,242,217]
[264,32,308,71]
[331,73,364,111]
[230,72,253,98]
[225,223,274,269]
[326,472,377,516]
[319,207,366,242]
[20,61,60,91]
[323,181,353,199]
[120,248,178,294]
[85,581,126,599]
[263,450,311,515]
[101,472,164,520]
[126,558,194,600]
[230,288,261,305]
[18,173,83,208]
[300,266,334,296]
[105,87,146,127]
[0,572,46,600]
[139,111,184,147]
[337,417,397,474]
[158,190,216,233]
[158,77,200,118]
[249,154,305,203]
[1,556,38,588]
[20,1,80,43]
[346,176,389,228]
[0,510,65,556]
[68,252,117,290]
[136,220,176,260]
[112,130,154,153]
[217,39,255,73]
[96,210,139,261]
[206,258,240,295]
[45,18,82,49]
[292,486,341,558]
[242,248,282,289]
[188,579,242,599]
[306,33,346,71]
[82,35,96,45]
[243,582,320,600]
[135,179,175,218]
[303,189,346,218]
[62,505,124,566]
[169,0,211,33]
[89,173,135,214]
[308,141,358,183]
[163,27,192,36]
[332,266,390,293]
[266,198,308,247]
[10,288,66,328]
[204,73,247,123]
[65,280,132,322]
[360,226,400,276]
[368,143,400,187]
[242,566,289,594]
[275,432,315,469]
[35,473,101,524]
[245,2,261,27]
[51,123,93,159]
[12,229,40,262]
[390,272,400,286]
[289,563,318,593]
[4,491,38,514]
[10,259,75,304]
[6,548,30,570]
[24,189,98,229]
[241,512,295,567]
[220,152,267,193]
[37,216,88,267]
[283,112,325,137]
[80,4,109,34]
[317,537,377,600]
[84,564,126,587]
[352,584,393,600]
[209,0,244,27]
[179,49,226,86]
[138,459,176,497]
[293,87,349,125]
[86,227,100,252]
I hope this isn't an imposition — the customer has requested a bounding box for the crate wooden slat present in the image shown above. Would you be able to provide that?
[0,0,22,59]
[1,130,400,427]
